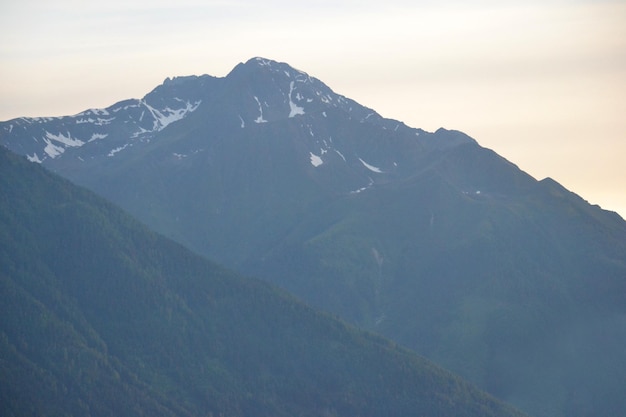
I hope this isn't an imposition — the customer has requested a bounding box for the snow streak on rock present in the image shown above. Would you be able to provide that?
[359,158,384,173]
[254,96,267,123]
[288,81,305,118]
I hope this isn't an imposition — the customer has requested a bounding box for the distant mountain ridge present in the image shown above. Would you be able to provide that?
[1,57,472,172]
[2,57,626,417]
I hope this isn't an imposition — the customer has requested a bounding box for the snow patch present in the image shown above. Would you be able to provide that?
[112,101,140,113]
[142,99,201,131]
[77,108,107,117]
[94,117,115,126]
[359,158,383,173]
[350,177,374,194]
[253,96,267,123]
[310,152,323,167]
[131,127,150,138]
[27,153,42,163]
[92,108,109,116]
[40,131,84,158]
[238,115,245,128]
[160,102,200,127]
[108,144,129,157]
[43,139,64,158]
[334,149,346,162]
[45,131,84,147]
[254,57,271,66]
[288,81,305,118]
[89,133,108,142]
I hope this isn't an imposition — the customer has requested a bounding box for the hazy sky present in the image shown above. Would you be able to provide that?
[1,0,625,217]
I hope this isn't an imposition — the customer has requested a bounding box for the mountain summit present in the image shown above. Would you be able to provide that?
[1,57,471,169]
[2,58,626,417]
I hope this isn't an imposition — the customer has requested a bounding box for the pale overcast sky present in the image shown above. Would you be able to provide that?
[1,0,625,217]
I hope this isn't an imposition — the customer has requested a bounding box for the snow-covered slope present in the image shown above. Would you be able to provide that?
[1,81,206,164]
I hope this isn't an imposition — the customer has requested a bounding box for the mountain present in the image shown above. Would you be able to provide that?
[2,57,626,417]
[0,145,528,417]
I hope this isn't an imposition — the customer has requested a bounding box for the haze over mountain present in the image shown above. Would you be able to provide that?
[2,57,625,417]
[0,145,529,417]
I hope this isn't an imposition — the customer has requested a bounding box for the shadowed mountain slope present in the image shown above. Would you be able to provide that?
[0,146,528,417]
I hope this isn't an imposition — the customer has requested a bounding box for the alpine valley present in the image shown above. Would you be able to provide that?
[2,58,626,417]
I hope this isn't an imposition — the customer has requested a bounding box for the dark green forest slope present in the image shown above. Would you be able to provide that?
[0,146,526,416]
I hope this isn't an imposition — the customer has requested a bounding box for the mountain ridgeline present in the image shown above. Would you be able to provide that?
[2,57,626,417]
[0,146,528,416]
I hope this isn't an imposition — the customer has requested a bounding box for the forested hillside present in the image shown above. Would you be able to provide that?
[0,146,527,417]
